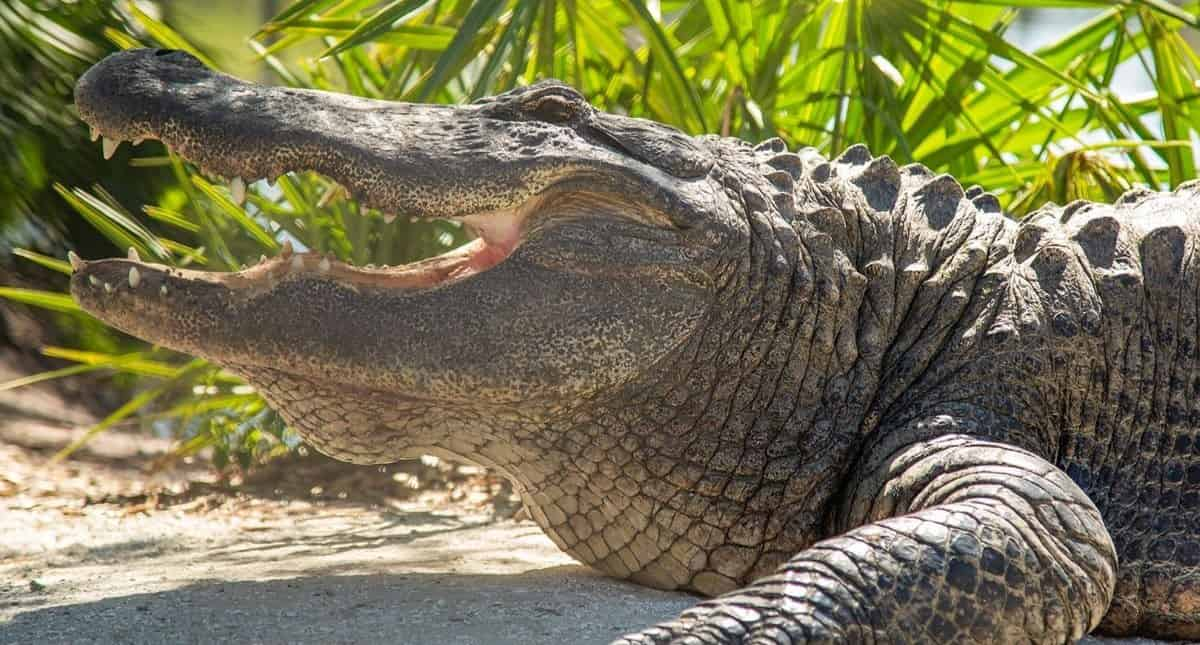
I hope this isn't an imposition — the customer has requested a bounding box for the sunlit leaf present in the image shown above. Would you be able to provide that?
[0,287,82,314]
[52,359,209,462]
[13,248,71,274]
[319,0,427,58]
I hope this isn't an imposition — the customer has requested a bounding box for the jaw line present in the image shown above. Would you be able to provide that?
[72,191,540,297]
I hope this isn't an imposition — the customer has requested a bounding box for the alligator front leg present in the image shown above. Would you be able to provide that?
[616,434,1117,644]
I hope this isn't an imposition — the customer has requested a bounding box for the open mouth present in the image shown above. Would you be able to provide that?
[69,48,708,297]
[68,47,584,294]
[65,48,714,412]
[78,126,535,293]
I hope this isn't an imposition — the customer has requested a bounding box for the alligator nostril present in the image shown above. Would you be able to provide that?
[154,49,177,57]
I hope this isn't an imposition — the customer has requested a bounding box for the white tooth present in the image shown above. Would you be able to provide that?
[88,275,99,287]
[68,251,83,271]
[383,213,397,224]
[365,263,375,269]
[230,177,246,205]
[133,137,145,146]
[291,254,304,271]
[102,137,119,160]
[317,184,341,208]
[128,266,141,288]
[318,257,331,273]
[280,240,293,259]
[160,284,168,297]
[90,127,100,142]
[259,254,267,264]
[103,281,113,294]
[127,246,140,261]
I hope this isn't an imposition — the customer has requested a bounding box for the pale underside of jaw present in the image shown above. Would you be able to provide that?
[83,130,529,292]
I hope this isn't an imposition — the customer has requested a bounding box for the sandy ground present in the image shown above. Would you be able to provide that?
[0,378,697,645]
[0,371,1168,644]
[0,498,695,644]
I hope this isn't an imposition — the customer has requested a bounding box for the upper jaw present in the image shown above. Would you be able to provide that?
[73,48,682,223]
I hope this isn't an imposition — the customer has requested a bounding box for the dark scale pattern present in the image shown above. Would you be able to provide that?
[70,51,1200,643]
[1015,186,1200,636]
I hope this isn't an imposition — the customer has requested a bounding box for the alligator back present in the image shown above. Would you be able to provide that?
[1016,183,1200,635]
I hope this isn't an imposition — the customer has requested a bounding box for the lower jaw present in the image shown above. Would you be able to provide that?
[132,225,520,295]
[237,205,527,291]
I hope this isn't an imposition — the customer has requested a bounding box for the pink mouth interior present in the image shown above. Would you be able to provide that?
[384,208,524,289]
[152,207,531,294]
[253,207,527,291]
[80,122,532,292]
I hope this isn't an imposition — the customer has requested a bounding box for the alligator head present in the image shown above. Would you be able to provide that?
[72,48,722,424]
[73,49,871,594]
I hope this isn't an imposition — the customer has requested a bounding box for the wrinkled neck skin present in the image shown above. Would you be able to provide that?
[438,138,1013,595]
[274,137,878,596]
[521,142,881,595]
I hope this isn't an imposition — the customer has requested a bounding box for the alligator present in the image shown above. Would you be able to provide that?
[70,49,1199,643]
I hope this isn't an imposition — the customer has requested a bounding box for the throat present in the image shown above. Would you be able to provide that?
[456,208,525,278]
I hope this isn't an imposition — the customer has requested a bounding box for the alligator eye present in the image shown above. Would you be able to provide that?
[527,94,578,123]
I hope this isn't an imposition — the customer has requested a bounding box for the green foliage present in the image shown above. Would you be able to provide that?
[2,0,1198,468]
[0,0,108,236]
[0,1,187,365]
[0,2,172,255]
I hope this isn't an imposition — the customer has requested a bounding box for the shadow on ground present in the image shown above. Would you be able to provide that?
[2,568,697,645]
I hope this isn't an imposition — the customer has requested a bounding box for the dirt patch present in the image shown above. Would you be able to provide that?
[0,355,521,519]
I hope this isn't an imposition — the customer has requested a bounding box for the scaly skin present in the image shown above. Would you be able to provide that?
[70,49,1200,642]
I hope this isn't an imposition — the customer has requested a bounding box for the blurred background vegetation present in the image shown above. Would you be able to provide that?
[1,0,1197,471]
